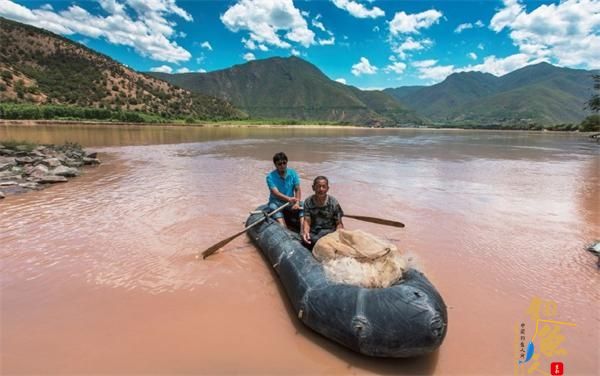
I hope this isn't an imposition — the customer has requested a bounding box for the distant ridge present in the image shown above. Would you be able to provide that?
[0,17,244,120]
[386,62,597,125]
[151,56,422,126]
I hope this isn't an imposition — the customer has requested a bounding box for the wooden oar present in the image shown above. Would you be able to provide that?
[199,202,290,259]
[344,214,405,228]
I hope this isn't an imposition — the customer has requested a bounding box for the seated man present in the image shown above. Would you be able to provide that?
[266,152,304,230]
[302,176,344,249]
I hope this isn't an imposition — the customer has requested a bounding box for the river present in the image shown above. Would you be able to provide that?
[1,124,598,375]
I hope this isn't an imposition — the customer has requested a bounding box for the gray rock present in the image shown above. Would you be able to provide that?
[0,191,4,198]
[15,156,36,164]
[0,181,19,186]
[39,175,68,183]
[86,152,98,159]
[0,162,15,171]
[63,158,83,168]
[51,166,79,177]
[28,164,49,178]
[41,158,61,168]
[83,157,101,165]
[19,182,39,189]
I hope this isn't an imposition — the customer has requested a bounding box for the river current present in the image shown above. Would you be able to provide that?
[1,124,598,374]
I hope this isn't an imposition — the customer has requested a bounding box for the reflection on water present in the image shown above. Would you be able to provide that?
[1,124,598,374]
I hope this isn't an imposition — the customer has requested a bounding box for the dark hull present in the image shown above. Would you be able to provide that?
[246,207,448,357]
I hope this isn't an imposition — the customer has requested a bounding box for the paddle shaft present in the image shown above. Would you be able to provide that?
[344,214,405,228]
[201,202,290,259]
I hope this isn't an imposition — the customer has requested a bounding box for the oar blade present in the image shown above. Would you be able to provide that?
[201,230,245,259]
[345,214,405,228]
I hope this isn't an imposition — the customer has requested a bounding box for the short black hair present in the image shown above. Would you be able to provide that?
[273,152,288,164]
[313,175,329,187]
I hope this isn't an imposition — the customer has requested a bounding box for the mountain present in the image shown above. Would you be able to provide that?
[0,17,243,120]
[383,86,425,101]
[151,57,422,126]
[391,63,597,125]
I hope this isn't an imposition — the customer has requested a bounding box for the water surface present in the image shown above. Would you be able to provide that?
[1,124,598,374]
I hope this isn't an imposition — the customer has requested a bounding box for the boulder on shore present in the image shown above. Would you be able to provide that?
[0,142,100,197]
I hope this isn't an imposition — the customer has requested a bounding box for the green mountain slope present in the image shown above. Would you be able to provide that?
[393,62,596,125]
[151,57,422,126]
[0,17,244,120]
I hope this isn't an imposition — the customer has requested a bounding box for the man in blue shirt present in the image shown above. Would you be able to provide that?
[266,152,304,230]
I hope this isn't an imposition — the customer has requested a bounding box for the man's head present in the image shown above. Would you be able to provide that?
[312,176,329,198]
[273,152,288,173]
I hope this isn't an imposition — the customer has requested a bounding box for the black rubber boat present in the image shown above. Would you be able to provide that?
[246,206,448,358]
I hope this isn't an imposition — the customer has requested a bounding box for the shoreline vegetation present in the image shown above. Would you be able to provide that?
[0,103,598,132]
[0,140,100,199]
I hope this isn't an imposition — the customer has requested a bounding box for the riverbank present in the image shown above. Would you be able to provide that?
[0,141,100,198]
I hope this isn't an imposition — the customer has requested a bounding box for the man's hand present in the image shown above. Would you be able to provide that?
[288,197,298,205]
[302,231,311,244]
[291,203,301,210]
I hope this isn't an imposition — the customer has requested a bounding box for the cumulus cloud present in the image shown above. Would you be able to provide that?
[150,65,173,73]
[176,67,190,73]
[477,43,485,50]
[335,78,347,84]
[459,53,547,76]
[221,0,316,50]
[331,0,384,19]
[0,0,193,63]
[414,62,455,82]
[384,61,407,74]
[351,57,377,76]
[468,52,477,60]
[490,0,600,69]
[243,52,256,61]
[389,9,442,35]
[201,41,212,51]
[391,37,433,59]
[291,48,300,56]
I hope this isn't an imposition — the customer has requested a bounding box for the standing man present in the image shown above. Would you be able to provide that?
[266,152,304,229]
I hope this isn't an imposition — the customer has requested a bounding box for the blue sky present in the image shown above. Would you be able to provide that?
[1,0,599,89]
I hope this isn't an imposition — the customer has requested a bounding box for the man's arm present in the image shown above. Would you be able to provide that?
[270,187,298,204]
[302,216,312,244]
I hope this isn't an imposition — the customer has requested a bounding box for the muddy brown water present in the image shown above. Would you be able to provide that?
[1,124,598,375]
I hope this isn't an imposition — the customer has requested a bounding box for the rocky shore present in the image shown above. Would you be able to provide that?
[0,142,100,198]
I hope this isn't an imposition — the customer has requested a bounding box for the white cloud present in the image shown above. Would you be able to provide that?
[335,78,347,84]
[243,52,256,61]
[391,37,433,59]
[331,0,384,19]
[454,23,473,33]
[351,57,377,76]
[176,67,190,73]
[468,52,478,60]
[412,59,437,68]
[312,16,326,32]
[477,43,485,50]
[197,68,207,73]
[40,3,53,11]
[150,65,173,73]
[0,0,193,63]
[221,0,315,49]
[384,61,407,74]
[318,36,335,45]
[389,9,442,35]
[490,0,524,32]
[459,53,547,77]
[490,0,600,69]
[455,19,484,33]
[291,49,300,56]
[373,25,380,32]
[201,41,212,51]
[416,63,455,82]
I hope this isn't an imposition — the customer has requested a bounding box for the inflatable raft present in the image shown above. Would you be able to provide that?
[246,206,448,357]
